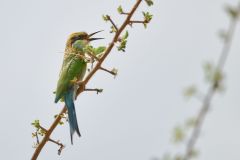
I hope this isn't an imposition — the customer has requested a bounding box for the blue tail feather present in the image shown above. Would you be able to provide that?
[64,88,81,144]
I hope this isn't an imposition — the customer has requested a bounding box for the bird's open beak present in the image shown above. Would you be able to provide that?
[89,30,104,41]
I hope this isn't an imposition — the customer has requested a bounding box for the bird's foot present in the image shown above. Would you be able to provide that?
[70,77,78,84]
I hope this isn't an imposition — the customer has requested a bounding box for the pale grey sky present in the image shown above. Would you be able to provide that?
[0,0,240,160]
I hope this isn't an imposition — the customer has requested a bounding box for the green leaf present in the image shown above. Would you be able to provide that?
[123,30,129,39]
[102,15,109,21]
[117,31,129,52]
[117,39,127,52]
[143,11,153,22]
[94,46,106,56]
[31,120,40,129]
[110,25,117,33]
[142,12,153,28]
[117,5,123,14]
[145,0,154,6]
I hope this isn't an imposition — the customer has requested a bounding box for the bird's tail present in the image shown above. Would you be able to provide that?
[64,88,81,144]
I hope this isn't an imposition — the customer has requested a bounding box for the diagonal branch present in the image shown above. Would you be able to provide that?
[182,3,240,160]
[31,107,67,160]
[31,1,144,159]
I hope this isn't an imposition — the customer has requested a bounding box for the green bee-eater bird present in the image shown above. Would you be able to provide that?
[55,31,103,144]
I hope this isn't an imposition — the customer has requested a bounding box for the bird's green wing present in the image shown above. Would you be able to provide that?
[55,54,87,102]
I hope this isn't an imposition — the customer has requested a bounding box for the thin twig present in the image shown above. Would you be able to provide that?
[129,20,147,24]
[48,139,65,155]
[122,12,130,15]
[182,3,240,160]
[100,67,117,76]
[31,1,143,159]
[107,15,119,32]
[84,88,103,94]
[35,131,39,145]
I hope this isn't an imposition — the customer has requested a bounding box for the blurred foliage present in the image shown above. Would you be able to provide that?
[184,117,196,129]
[183,85,197,98]
[172,126,185,143]
[225,5,239,19]
[203,62,225,91]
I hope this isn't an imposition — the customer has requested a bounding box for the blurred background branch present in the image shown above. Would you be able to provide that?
[183,2,240,160]
[159,2,240,160]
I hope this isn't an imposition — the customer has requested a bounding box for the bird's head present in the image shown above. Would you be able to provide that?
[66,30,104,48]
